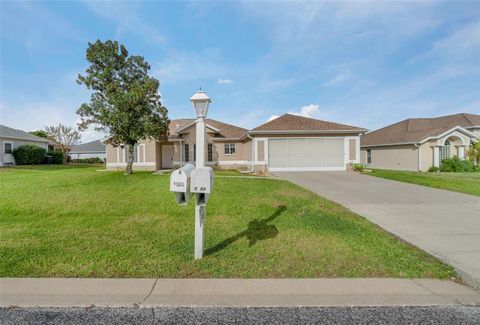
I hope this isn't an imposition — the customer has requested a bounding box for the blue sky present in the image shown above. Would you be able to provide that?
[1,1,479,142]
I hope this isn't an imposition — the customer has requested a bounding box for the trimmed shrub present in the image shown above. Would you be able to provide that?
[428,166,439,172]
[439,156,477,172]
[70,157,104,164]
[47,150,64,164]
[12,145,46,165]
[352,164,365,172]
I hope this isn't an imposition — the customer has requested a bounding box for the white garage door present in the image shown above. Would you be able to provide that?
[268,138,345,171]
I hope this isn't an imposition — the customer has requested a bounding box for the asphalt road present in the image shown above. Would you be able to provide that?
[1,306,480,325]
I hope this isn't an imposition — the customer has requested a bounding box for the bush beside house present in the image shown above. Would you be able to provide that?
[439,157,477,172]
[47,150,64,164]
[12,145,46,165]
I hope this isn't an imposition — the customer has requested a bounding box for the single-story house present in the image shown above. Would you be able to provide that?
[69,140,106,161]
[105,114,367,172]
[0,124,50,166]
[360,113,480,171]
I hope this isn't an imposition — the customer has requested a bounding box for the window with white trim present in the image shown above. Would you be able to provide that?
[208,143,213,162]
[224,143,236,155]
[439,140,451,162]
[367,149,372,164]
[124,145,138,163]
[4,142,12,154]
[184,144,189,162]
[193,144,196,161]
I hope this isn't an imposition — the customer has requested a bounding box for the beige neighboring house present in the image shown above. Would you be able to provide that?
[0,124,50,166]
[105,114,367,172]
[360,113,480,171]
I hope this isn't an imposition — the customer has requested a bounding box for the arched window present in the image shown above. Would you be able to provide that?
[439,140,451,162]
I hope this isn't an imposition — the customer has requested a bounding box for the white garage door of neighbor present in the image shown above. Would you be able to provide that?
[268,138,346,171]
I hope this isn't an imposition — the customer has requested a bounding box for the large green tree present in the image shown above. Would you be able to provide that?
[77,40,169,174]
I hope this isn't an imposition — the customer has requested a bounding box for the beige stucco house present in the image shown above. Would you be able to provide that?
[105,114,367,172]
[0,124,51,166]
[360,113,480,171]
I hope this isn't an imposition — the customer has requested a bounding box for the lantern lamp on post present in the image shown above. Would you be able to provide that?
[190,90,211,119]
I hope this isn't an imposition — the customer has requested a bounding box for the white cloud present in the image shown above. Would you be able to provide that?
[265,104,320,122]
[0,100,105,143]
[289,104,320,118]
[267,114,280,122]
[217,78,234,84]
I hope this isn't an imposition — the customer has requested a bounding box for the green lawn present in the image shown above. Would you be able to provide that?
[0,165,454,278]
[368,169,480,197]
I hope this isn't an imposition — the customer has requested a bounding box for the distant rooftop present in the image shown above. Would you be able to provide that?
[0,124,50,143]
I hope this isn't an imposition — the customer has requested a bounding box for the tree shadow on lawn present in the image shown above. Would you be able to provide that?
[205,205,286,256]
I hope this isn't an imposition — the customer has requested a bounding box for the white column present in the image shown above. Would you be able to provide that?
[196,117,205,168]
[194,205,205,259]
[458,146,465,160]
[433,146,440,167]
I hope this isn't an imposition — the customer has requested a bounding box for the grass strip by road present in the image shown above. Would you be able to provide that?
[367,169,480,197]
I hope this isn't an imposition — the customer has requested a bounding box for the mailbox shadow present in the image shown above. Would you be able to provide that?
[204,205,286,256]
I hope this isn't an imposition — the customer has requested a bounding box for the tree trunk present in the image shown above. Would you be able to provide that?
[125,145,135,175]
[62,148,69,164]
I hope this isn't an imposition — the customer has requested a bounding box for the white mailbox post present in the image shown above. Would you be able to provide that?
[190,167,214,259]
[169,164,195,205]
[169,90,213,259]
[190,90,212,259]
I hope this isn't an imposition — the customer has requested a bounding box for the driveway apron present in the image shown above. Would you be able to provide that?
[276,172,480,290]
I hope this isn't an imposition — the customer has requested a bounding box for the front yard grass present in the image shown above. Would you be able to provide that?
[0,165,454,278]
[368,169,480,197]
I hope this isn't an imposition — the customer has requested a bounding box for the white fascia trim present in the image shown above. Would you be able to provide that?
[211,137,242,142]
[217,160,252,166]
[249,130,367,135]
[269,166,346,172]
[360,142,418,148]
[176,121,220,134]
[107,162,156,167]
[69,151,106,154]
[1,136,49,143]
[420,126,477,144]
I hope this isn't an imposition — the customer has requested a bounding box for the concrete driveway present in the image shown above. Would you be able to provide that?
[276,172,480,289]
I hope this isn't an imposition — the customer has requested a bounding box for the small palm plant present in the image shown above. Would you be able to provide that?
[467,142,480,167]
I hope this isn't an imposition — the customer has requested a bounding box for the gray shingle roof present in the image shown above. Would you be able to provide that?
[0,124,50,143]
[70,140,106,153]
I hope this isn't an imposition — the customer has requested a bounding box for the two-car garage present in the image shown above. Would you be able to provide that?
[250,113,366,172]
[268,138,346,171]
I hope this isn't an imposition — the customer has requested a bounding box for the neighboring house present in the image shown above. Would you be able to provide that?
[360,113,480,171]
[69,140,106,161]
[0,124,50,166]
[105,114,367,172]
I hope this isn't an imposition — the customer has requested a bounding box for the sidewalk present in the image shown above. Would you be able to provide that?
[1,278,479,308]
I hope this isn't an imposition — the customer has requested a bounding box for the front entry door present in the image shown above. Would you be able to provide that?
[161,145,174,169]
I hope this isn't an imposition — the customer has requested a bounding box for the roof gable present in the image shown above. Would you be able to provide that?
[361,113,480,147]
[251,114,367,132]
[169,118,248,139]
